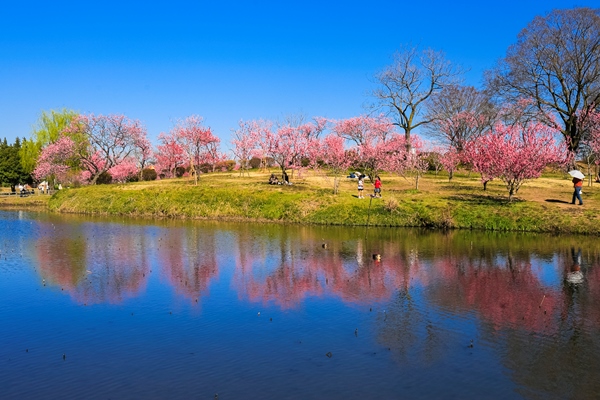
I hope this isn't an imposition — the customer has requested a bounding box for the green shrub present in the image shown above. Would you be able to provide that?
[175,166,186,177]
[96,171,113,185]
[249,157,261,169]
[216,160,236,171]
[142,168,158,181]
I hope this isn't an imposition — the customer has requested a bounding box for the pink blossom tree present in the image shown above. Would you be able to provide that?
[425,85,496,152]
[134,135,154,179]
[248,120,274,171]
[332,115,394,181]
[439,147,461,181]
[232,120,259,177]
[577,107,600,184]
[264,119,325,181]
[171,115,220,185]
[203,140,227,172]
[463,138,495,190]
[155,131,185,178]
[332,115,392,146]
[464,121,567,200]
[33,135,76,183]
[62,114,150,185]
[424,145,444,175]
[108,158,139,183]
[383,134,429,190]
[319,134,351,194]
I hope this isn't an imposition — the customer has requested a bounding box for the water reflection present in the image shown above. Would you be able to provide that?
[7,212,600,398]
[36,220,150,304]
[30,218,600,332]
[157,226,218,304]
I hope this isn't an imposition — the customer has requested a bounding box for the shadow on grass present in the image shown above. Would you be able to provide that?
[437,184,482,192]
[545,199,571,204]
[447,194,521,205]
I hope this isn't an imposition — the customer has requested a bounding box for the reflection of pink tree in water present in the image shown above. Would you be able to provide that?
[423,253,558,333]
[158,227,218,304]
[459,262,557,333]
[232,233,324,309]
[231,231,431,309]
[36,223,149,305]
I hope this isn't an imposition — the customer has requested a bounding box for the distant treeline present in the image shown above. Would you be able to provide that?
[0,137,31,186]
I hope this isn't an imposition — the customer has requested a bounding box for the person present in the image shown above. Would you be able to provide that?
[572,176,583,205]
[269,174,277,184]
[566,247,584,284]
[282,171,290,185]
[373,175,382,198]
[357,176,364,198]
[18,183,24,197]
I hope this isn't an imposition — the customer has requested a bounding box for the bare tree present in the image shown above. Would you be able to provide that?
[486,7,600,155]
[424,85,496,151]
[372,45,463,148]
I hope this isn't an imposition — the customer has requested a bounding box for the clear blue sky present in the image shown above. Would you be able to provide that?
[0,0,594,153]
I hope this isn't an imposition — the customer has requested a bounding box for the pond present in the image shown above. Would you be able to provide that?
[1,210,599,399]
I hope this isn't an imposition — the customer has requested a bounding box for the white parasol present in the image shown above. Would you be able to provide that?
[568,170,585,180]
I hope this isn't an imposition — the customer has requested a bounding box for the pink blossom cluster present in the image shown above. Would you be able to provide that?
[464,121,567,199]
[154,115,223,184]
[33,136,76,181]
[62,114,152,184]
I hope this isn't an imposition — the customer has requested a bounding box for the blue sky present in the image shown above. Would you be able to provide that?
[0,0,595,153]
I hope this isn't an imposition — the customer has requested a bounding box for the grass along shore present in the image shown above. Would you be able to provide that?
[0,169,585,235]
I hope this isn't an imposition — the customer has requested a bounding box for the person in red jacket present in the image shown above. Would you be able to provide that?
[373,175,382,198]
[572,177,583,205]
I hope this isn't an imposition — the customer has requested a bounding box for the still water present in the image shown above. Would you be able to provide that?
[1,210,599,399]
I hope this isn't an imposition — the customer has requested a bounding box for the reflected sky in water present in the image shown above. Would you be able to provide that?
[1,210,600,399]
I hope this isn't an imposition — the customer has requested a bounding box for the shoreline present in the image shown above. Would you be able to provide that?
[2,171,598,235]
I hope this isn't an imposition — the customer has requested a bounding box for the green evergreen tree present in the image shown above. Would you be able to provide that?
[0,138,31,185]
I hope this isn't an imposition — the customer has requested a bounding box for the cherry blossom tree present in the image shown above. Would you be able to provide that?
[155,131,185,178]
[423,145,444,176]
[486,7,600,154]
[62,114,150,185]
[264,119,325,180]
[464,121,567,200]
[232,120,259,177]
[319,134,351,194]
[33,135,76,183]
[383,134,429,190]
[439,148,461,181]
[425,85,496,152]
[203,140,227,172]
[108,158,139,183]
[574,107,600,184]
[332,115,394,181]
[247,120,274,171]
[133,135,154,179]
[171,115,220,185]
[331,115,392,146]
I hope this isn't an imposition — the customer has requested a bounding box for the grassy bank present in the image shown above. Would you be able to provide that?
[29,169,600,235]
[0,192,50,210]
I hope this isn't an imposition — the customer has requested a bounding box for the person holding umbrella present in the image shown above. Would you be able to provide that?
[569,170,584,205]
